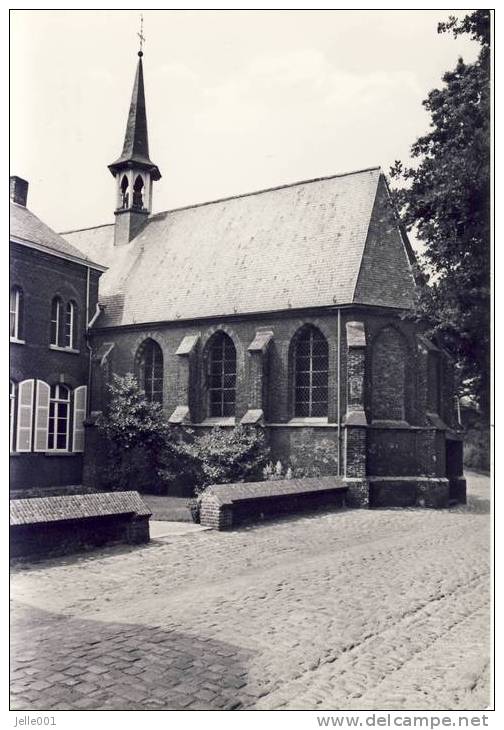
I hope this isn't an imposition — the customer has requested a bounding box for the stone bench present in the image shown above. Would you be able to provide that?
[199,476,348,530]
[10,491,152,559]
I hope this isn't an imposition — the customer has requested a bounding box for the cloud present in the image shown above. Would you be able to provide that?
[157,62,199,84]
[193,48,422,139]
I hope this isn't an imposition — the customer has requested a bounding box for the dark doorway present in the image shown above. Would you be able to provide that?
[446,438,466,503]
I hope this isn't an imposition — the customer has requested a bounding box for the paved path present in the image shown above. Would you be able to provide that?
[10,472,491,711]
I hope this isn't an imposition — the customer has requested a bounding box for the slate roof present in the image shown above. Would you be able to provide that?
[62,167,416,328]
[108,55,161,180]
[10,200,105,270]
[10,491,151,526]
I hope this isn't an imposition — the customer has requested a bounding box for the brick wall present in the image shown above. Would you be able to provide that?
[10,514,150,560]
[91,312,347,424]
[85,307,461,493]
[10,243,101,492]
[370,325,407,421]
[91,309,421,425]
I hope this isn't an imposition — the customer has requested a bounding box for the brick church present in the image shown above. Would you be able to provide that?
[11,48,466,510]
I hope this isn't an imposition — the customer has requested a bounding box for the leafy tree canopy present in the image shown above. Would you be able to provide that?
[390,10,490,418]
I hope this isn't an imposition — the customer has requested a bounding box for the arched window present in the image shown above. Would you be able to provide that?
[10,286,23,340]
[133,175,144,208]
[48,384,70,451]
[64,301,76,349]
[120,175,129,208]
[371,326,407,421]
[10,380,16,451]
[293,325,329,417]
[207,331,237,418]
[50,296,62,346]
[136,339,163,403]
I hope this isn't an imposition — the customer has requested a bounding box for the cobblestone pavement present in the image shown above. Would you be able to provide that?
[10,472,491,711]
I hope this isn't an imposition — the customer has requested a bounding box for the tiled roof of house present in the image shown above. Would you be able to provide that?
[62,167,416,327]
[10,200,105,270]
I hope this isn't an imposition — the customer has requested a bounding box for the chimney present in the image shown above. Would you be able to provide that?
[10,176,29,207]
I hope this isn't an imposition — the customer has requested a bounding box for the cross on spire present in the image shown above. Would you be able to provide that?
[137,14,145,56]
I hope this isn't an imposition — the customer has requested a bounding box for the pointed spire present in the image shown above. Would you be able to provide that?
[109,52,161,181]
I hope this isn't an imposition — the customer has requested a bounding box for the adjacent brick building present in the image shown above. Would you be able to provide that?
[9,177,106,495]
[59,49,465,508]
[9,178,153,558]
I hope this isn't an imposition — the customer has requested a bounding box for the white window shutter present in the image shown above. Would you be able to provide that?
[16,379,34,452]
[72,385,87,452]
[34,380,50,452]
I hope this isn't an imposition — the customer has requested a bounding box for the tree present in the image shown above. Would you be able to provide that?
[390,10,490,418]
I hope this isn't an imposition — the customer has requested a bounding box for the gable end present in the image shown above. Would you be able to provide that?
[352,175,417,310]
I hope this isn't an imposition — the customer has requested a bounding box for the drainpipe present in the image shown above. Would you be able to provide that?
[85,268,91,416]
[337,308,341,476]
[456,396,462,427]
[87,302,103,329]
[86,300,103,408]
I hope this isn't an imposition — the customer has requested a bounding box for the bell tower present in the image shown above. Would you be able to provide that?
[108,29,161,246]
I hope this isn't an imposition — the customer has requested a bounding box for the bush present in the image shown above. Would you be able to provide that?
[263,461,292,480]
[464,425,490,472]
[180,426,270,495]
[97,374,190,492]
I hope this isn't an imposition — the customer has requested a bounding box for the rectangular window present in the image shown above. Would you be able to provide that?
[10,287,23,340]
[48,384,70,451]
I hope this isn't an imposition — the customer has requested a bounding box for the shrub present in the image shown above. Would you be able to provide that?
[182,426,270,495]
[463,425,490,472]
[263,461,292,480]
[97,374,190,492]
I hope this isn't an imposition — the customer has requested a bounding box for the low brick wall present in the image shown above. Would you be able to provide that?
[199,477,348,530]
[369,477,450,508]
[10,491,152,560]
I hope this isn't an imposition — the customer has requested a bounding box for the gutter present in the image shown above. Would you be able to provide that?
[10,235,107,272]
[85,267,105,417]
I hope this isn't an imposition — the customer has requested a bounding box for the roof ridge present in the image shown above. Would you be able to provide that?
[61,167,382,235]
[149,166,382,220]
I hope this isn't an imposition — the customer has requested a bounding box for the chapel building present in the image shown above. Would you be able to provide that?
[62,49,466,508]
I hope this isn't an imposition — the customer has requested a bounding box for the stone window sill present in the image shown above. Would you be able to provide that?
[287,417,329,426]
[10,452,22,457]
[267,422,340,429]
[10,337,25,345]
[44,451,80,457]
[370,419,410,429]
[201,417,236,427]
[49,345,80,354]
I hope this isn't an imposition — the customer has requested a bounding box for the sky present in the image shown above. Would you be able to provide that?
[10,9,480,233]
